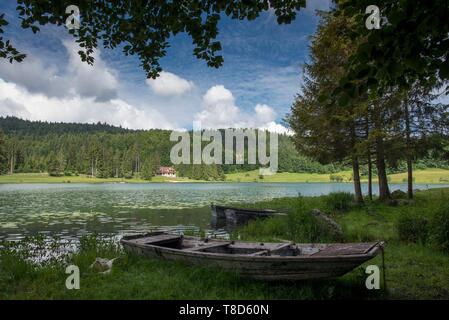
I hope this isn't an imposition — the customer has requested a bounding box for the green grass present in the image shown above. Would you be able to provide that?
[0,235,379,300]
[225,168,449,184]
[1,188,448,299]
[226,170,352,182]
[388,168,449,184]
[235,187,449,299]
[1,168,449,184]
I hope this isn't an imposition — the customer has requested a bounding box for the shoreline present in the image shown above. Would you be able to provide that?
[1,168,449,185]
[1,181,449,185]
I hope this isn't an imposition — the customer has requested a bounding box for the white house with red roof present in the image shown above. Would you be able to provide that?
[157,166,176,178]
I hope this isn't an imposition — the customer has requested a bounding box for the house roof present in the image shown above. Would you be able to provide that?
[158,166,176,174]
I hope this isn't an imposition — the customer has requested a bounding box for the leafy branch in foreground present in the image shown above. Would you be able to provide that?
[2,0,306,78]
[0,13,26,63]
[333,0,449,103]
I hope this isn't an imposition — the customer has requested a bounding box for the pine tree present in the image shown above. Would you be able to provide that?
[141,157,157,181]
[289,11,366,203]
[96,148,114,178]
[48,150,65,176]
[0,130,7,174]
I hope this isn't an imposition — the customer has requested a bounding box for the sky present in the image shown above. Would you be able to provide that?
[0,1,332,132]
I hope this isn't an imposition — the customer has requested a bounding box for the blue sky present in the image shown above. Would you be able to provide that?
[0,1,331,130]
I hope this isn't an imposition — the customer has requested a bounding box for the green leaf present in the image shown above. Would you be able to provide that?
[317,94,328,103]
[337,93,350,107]
[438,61,449,80]
[356,66,370,79]
[367,77,378,88]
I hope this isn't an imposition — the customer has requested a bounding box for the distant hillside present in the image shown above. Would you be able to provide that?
[0,117,346,179]
[0,116,135,136]
[1,117,445,181]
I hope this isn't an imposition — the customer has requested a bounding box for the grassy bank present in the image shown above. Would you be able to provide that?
[1,188,448,299]
[235,187,449,299]
[226,168,449,184]
[0,236,377,300]
[1,168,449,184]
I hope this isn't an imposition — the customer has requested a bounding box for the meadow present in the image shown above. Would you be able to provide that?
[225,168,449,184]
[1,188,448,299]
[1,168,449,184]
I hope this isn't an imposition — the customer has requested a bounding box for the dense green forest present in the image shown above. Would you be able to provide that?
[0,117,447,182]
[0,117,348,181]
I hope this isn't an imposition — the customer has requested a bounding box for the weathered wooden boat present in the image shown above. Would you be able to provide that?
[121,232,385,280]
[211,204,281,228]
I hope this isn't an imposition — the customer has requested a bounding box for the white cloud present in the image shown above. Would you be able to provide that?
[0,55,66,98]
[196,85,240,128]
[202,84,235,106]
[255,104,277,123]
[0,40,119,101]
[63,40,119,101]
[0,40,181,129]
[0,97,30,118]
[0,40,290,133]
[194,85,290,133]
[259,121,292,135]
[146,71,194,96]
[0,78,173,130]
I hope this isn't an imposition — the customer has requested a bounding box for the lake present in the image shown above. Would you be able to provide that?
[0,182,447,241]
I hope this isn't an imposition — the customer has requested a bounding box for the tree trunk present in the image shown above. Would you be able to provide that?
[352,156,364,204]
[407,158,413,199]
[365,113,373,201]
[9,154,14,174]
[350,122,363,204]
[367,151,373,201]
[376,138,390,201]
[137,154,140,172]
[372,101,391,202]
[404,101,413,199]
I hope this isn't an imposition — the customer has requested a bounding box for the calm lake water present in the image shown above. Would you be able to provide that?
[0,182,447,241]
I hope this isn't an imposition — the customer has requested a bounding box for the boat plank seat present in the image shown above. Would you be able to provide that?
[133,234,182,245]
[271,242,291,251]
[249,250,270,256]
[250,243,292,256]
[311,242,379,256]
[187,241,232,251]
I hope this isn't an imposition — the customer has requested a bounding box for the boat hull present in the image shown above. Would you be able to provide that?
[121,234,383,281]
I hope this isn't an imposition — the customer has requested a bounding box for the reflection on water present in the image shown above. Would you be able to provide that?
[0,182,446,241]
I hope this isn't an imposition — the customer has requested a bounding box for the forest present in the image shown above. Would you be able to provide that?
[0,116,447,184]
[0,116,347,181]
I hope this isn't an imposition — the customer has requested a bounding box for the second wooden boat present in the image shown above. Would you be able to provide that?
[211,204,280,228]
[121,232,385,281]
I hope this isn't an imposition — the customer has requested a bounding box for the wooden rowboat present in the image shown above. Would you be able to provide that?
[121,232,385,280]
[211,204,281,228]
